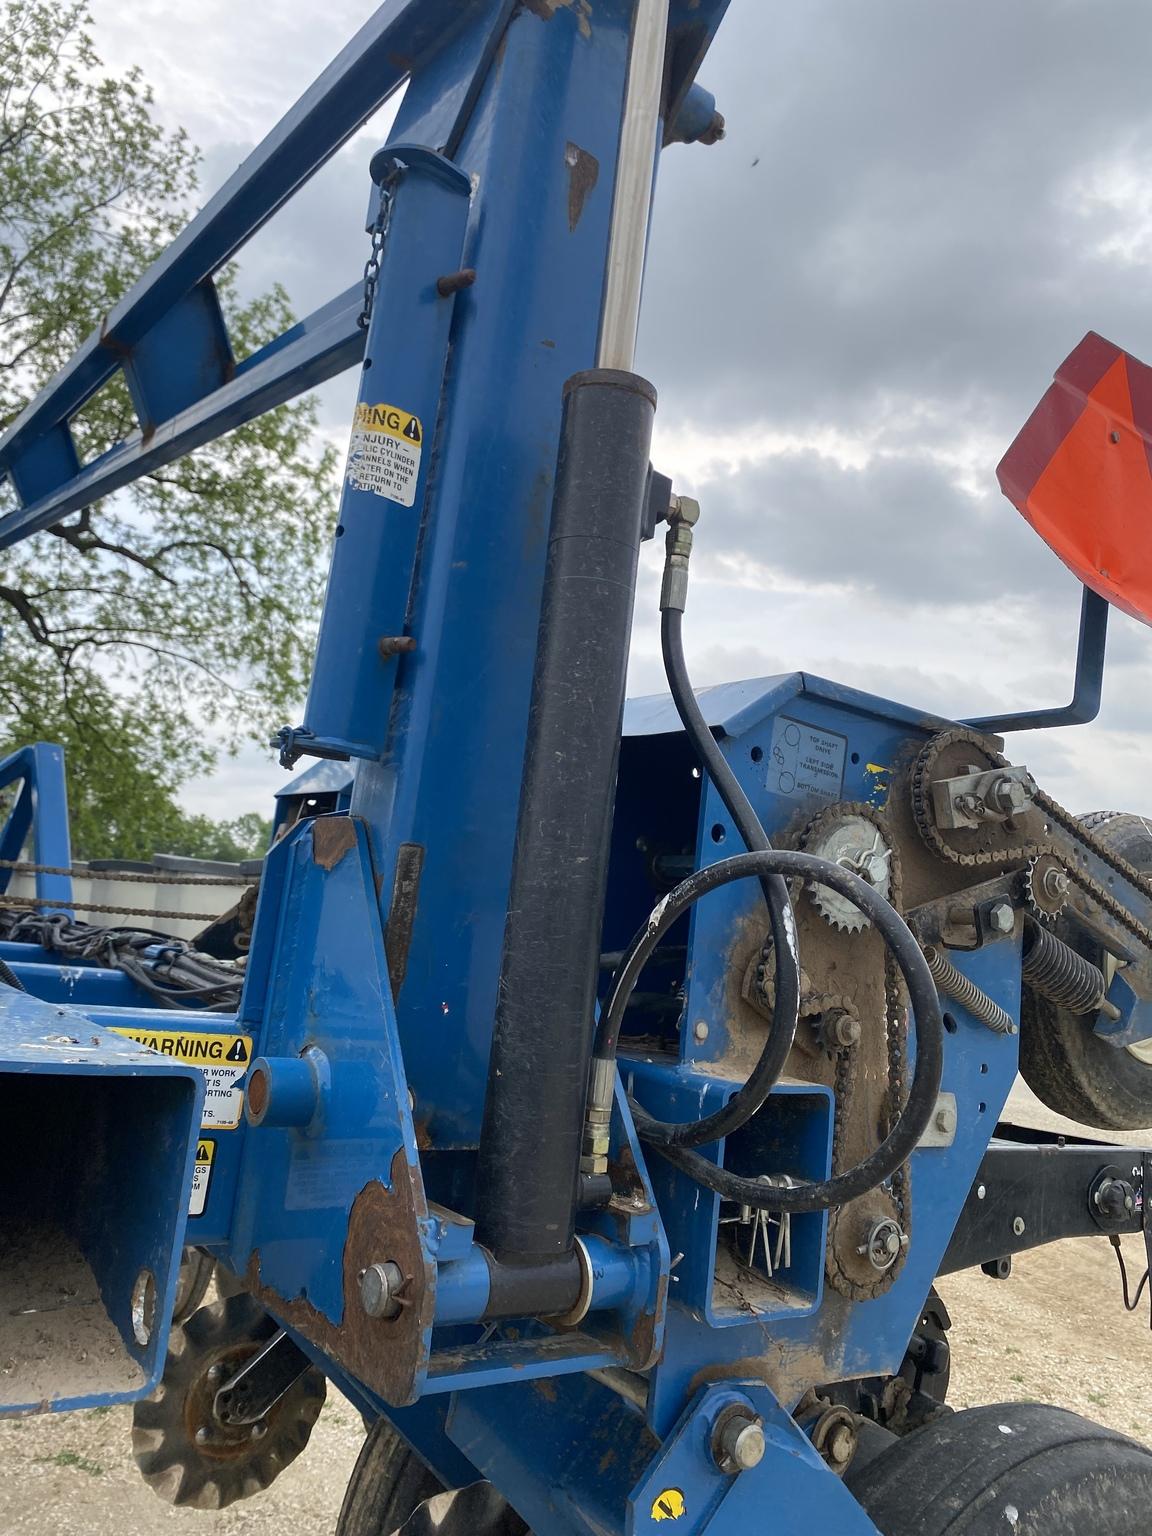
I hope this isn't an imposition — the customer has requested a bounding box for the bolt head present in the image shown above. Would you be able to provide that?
[825,1011,861,1048]
[977,1184,987,1200]
[934,1105,957,1135]
[694,1020,709,1043]
[194,1426,212,1447]
[1012,1216,1026,1237]
[988,902,1015,935]
[249,1421,268,1440]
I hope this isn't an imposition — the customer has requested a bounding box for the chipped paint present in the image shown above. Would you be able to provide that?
[565,142,600,231]
[312,815,357,870]
[524,0,593,40]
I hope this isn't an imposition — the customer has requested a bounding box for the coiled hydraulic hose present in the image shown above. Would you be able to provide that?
[585,498,944,1211]
[616,851,944,1213]
[587,511,802,1151]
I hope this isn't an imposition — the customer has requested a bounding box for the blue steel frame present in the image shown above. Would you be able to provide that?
[0,2,1129,1531]
[0,742,74,916]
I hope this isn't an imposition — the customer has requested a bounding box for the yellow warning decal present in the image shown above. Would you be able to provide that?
[353,402,423,445]
[651,1488,686,1522]
[110,1027,253,1130]
[347,403,424,508]
[189,1138,215,1218]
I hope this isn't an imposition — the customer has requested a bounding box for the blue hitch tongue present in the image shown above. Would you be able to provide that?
[0,990,203,1414]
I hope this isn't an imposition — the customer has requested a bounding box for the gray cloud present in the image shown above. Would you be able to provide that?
[688,447,1077,605]
[83,0,1152,818]
[641,0,1152,438]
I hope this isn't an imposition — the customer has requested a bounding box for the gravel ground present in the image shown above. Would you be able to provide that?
[1,1082,1148,1533]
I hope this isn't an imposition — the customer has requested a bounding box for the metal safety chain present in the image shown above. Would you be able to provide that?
[357,171,399,329]
[0,894,227,923]
[0,858,251,888]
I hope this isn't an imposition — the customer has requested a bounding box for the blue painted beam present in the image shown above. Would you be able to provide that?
[0,286,364,547]
[5,961,148,1008]
[0,0,501,500]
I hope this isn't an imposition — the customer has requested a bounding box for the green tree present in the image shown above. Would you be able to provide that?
[0,1,337,860]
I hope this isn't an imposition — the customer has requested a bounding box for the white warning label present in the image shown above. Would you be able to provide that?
[766,716,847,804]
[346,401,423,507]
[109,1027,253,1129]
[189,1138,216,1218]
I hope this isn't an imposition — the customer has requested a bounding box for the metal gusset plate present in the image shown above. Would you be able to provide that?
[132,1294,325,1510]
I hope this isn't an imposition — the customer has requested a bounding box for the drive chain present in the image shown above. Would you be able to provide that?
[910,728,1152,952]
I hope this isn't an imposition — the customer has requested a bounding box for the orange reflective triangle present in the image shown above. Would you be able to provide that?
[998,332,1152,626]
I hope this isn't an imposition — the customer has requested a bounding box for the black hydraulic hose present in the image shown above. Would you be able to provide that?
[613,850,944,1213]
[589,606,801,1149]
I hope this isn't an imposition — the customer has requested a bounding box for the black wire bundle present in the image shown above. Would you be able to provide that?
[0,909,243,1011]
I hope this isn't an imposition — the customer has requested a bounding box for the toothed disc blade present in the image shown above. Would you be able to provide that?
[132,1293,326,1509]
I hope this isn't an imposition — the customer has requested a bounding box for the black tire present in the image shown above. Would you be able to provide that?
[337,1418,527,1536]
[171,1246,215,1325]
[846,1401,1152,1534]
[336,1418,449,1536]
[1020,812,1152,1130]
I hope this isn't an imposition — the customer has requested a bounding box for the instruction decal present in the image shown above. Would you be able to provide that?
[109,1027,253,1129]
[766,716,847,804]
[650,1488,686,1522]
[346,401,423,507]
[189,1138,216,1218]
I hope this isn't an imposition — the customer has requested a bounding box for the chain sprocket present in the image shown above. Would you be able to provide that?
[1022,852,1071,923]
[800,806,895,933]
[132,1293,325,1509]
[911,727,1152,951]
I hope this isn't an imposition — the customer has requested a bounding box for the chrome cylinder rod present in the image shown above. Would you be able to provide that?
[597,0,670,371]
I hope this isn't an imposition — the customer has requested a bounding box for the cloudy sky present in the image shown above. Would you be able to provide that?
[90,0,1152,823]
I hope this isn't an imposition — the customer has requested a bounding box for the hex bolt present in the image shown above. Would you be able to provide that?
[825,1011,862,1049]
[988,902,1015,935]
[712,1411,766,1474]
[934,1103,957,1136]
[1041,866,1069,902]
[989,775,1031,817]
[359,1260,405,1320]
[1012,1216,1026,1237]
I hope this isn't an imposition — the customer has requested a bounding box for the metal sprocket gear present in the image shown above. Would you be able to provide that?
[801,807,894,933]
[1023,852,1071,922]
[132,1293,326,1510]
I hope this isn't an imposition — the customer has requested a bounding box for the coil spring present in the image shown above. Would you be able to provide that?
[922,945,1017,1035]
[1021,922,1107,1015]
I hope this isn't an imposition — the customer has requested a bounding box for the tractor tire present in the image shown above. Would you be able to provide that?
[336,1418,444,1536]
[845,1401,1152,1534]
[1020,811,1152,1130]
[172,1247,216,1325]
[336,1418,527,1536]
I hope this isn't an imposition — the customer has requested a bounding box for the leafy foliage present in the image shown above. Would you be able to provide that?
[0,1,336,858]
